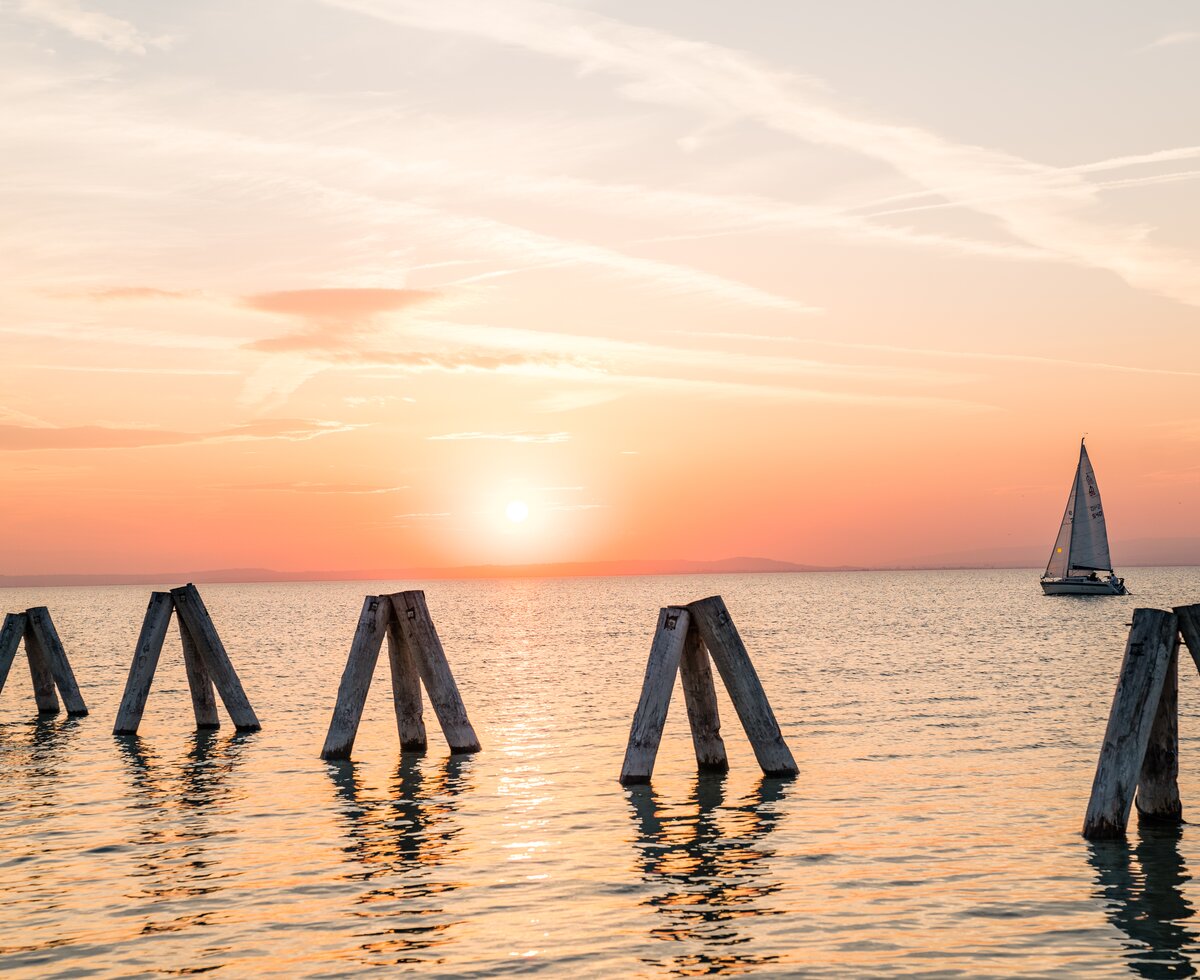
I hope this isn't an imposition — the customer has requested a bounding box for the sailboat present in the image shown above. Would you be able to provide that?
[1040,439,1128,595]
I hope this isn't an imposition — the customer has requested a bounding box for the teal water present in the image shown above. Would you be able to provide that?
[1,569,1199,977]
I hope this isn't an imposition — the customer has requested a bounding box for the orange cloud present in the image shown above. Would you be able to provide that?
[246,287,437,319]
[0,419,356,451]
[244,287,438,353]
[219,482,407,494]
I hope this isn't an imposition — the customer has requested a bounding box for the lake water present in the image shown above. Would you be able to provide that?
[2,569,1200,977]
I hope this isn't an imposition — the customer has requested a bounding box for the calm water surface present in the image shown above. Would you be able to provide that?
[2,569,1200,977]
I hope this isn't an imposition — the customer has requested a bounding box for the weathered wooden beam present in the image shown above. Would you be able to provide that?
[687,595,797,778]
[678,621,728,772]
[320,595,392,760]
[0,612,26,697]
[1136,636,1182,823]
[1083,607,1179,840]
[180,616,220,730]
[24,607,87,716]
[170,584,260,731]
[386,615,427,751]
[23,617,59,714]
[620,607,690,785]
[113,592,174,735]
[1175,604,1200,676]
[389,591,480,754]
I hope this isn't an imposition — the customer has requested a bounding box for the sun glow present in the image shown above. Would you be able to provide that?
[505,499,530,524]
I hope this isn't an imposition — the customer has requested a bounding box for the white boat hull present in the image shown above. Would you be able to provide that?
[1041,577,1127,596]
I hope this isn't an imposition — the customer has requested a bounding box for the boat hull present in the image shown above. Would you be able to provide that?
[1040,577,1127,596]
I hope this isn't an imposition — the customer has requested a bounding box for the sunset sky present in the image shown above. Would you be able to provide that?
[3,1,1199,575]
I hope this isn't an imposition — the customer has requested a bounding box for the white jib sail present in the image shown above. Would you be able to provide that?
[1044,469,1076,579]
[1066,443,1113,574]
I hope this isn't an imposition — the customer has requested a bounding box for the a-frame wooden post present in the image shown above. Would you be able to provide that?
[113,584,260,735]
[320,590,480,760]
[1083,606,1185,839]
[0,608,88,716]
[620,595,795,785]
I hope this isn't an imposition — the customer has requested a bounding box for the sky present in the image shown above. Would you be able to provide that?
[2,0,1199,575]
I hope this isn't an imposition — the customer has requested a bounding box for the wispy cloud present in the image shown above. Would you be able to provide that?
[16,0,171,54]
[1139,31,1200,53]
[85,286,191,301]
[0,418,358,451]
[426,431,570,443]
[218,481,407,494]
[787,337,1200,380]
[323,0,1200,307]
[0,404,54,428]
[23,363,239,376]
[305,316,989,411]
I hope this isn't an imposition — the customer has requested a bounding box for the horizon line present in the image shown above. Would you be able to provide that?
[3,558,1199,589]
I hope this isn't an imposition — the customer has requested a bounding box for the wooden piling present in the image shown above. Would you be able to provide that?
[171,584,260,732]
[321,595,392,760]
[389,591,480,754]
[24,608,87,716]
[1136,637,1182,823]
[1083,607,1179,840]
[180,617,220,730]
[23,616,60,714]
[620,607,691,785]
[113,592,174,735]
[0,613,26,697]
[678,621,728,772]
[1175,604,1200,675]
[687,595,797,778]
[386,616,427,751]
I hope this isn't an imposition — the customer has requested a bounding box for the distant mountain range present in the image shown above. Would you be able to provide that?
[908,537,1200,570]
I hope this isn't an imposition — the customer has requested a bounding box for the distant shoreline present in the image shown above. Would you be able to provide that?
[2,560,1197,588]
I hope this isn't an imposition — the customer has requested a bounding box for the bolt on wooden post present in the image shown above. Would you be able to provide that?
[0,608,88,716]
[113,584,260,735]
[321,590,480,760]
[620,595,796,785]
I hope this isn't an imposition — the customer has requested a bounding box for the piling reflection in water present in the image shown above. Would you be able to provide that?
[628,773,789,975]
[327,755,472,966]
[1089,820,1199,979]
[0,715,82,790]
[117,732,254,928]
[0,717,85,965]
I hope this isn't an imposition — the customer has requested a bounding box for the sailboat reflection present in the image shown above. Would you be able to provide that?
[327,755,472,966]
[628,773,789,975]
[1088,821,1198,979]
[117,731,254,917]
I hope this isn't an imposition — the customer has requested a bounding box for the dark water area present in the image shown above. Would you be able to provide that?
[2,569,1200,976]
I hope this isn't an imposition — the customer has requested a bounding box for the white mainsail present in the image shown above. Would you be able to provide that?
[1069,443,1113,572]
[1043,441,1114,579]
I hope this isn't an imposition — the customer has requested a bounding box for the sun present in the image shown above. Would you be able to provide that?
[505,499,529,524]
